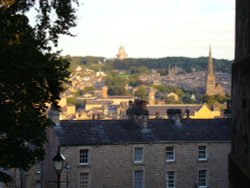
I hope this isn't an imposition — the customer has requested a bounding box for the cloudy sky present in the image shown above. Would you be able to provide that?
[56,0,235,60]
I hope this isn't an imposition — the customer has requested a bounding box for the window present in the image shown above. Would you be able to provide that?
[198,170,207,188]
[36,162,41,174]
[166,171,175,188]
[198,146,207,160]
[36,180,41,188]
[134,147,143,163]
[79,149,89,164]
[134,170,143,188]
[166,147,175,162]
[79,172,89,188]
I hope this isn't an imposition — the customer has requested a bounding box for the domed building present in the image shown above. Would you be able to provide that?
[116,44,128,60]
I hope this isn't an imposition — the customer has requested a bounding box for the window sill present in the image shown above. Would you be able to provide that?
[166,160,175,163]
[198,159,208,162]
[133,161,144,165]
[79,163,90,166]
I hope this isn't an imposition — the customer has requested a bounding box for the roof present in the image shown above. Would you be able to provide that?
[55,119,230,146]
[85,100,112,105]
[102,96,134,99]
[147,104,204,117]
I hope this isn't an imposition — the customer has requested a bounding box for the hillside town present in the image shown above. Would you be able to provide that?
[57,46,230,121]
[4,1,250,188]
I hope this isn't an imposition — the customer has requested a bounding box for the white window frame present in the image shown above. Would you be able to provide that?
[134,170,144,188]
[36,161,41,174]
[166,171,176,188]
[79,149,89,165]
[79,172,89,188]
[134,147,144,163]
[198,169,208,188]
[198,145,207,161]
[166,146,175,162]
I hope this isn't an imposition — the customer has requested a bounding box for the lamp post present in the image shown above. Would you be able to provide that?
[53,147,65,188]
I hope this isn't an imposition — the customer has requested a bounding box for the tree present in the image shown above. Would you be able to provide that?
[83,86,95,93]
[135,86,147,100]
[105,75,128,96]
[0,0,78,183]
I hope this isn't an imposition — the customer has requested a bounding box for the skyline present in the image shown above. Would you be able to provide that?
[56,0,235,60]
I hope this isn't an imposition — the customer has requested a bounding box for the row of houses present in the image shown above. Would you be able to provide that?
[18,100,230,188]
[1,100,230,188]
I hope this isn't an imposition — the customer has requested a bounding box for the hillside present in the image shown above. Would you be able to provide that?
[66,56,233,74]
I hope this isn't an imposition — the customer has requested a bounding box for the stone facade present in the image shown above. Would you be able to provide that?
[116,45,128,60]
[229,0,250,187]
[53,142,230,188]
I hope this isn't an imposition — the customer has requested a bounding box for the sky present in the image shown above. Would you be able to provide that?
[56,0,235,60]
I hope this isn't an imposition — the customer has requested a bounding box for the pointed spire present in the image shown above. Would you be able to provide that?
[208,45,214,76]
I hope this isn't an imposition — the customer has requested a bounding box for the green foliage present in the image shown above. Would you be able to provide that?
[105,75,127,96]
[201,95,229,106]
[135,86,147,100]
[109,57,233,74]
[129,75,140,87]
[83,86,95,93]
[0,0,78,183]
[108,86,127,96]
[67,96,77,105]
[129,66,149,74]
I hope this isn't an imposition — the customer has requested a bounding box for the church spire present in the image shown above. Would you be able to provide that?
[205,45,216,96]
[208,45,214,76]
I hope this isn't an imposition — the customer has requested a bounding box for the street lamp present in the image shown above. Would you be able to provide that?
[53,147,66,188]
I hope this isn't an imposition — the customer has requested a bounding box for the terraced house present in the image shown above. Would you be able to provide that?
[40,103,230,188]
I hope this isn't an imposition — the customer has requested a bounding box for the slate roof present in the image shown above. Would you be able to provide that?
[55,119,230,146]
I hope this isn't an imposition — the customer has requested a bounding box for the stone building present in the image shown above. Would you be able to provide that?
[147,104,221,119]
[148,88,156,105]
[205,46,225,96]
[229,0,250,187]
[40,103,230,188]
[116,44,128,60]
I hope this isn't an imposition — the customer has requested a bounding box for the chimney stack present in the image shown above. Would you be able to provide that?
[224,99,232,118]
[167,108,182,126]
[126,99,149,131]
[185,108,190,119]
[48,105,60,127]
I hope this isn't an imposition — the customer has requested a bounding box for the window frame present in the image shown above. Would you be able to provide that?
[166,146,175,162]
[79,172,89,188]
[166,171,176,188]
[134,147,144,163]
[134,170,144,188]
[198,169,208,188]
[79,149,89,165]
[198,145,208,161]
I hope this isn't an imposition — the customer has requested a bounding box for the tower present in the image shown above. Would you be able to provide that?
[116,44,128,60]
[102,86,108,99]
[148,88,156,105]
[205,46,216,95]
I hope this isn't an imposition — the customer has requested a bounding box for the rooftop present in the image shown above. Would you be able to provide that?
[56,118,230,146]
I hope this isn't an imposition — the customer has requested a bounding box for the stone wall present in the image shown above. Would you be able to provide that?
[230,0,250,187]
[57,142,230,188]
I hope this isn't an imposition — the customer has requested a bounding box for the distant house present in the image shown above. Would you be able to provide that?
[166,92,179,101]
[147,104,221,119]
